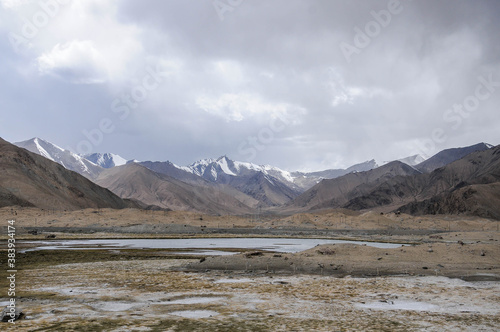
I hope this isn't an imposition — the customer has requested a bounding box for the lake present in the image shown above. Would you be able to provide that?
[19,237,406,255]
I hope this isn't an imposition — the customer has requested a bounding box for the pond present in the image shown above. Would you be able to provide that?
[19,237,406,255]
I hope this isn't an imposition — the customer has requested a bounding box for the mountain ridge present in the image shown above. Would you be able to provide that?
[95,163,257,214]
[14,138,103,179]
[414,143,491,173]
[84,152,128,169]
[0,137,138,210]
[9,137,498,218]
[288,161,422,212]
[342,145,500,218]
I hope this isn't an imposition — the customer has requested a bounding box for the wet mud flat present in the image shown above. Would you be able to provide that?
[0,248,499,331]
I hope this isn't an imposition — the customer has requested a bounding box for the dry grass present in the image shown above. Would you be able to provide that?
[1,252,499,331]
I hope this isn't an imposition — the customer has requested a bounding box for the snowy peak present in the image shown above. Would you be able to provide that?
[215,155,237,176]
[19,137,63,161]
[348,159,378,171]
[397,154,427,167]
[180,156,284,186]
[179,155,387,192]
[84,152,127,169]
[184,156,295,183]
[14,137,103,179]
[376,155,427,168]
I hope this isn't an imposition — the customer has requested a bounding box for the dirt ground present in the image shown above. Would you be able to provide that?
[0,206,499,330]
[189,237,500,280]
[2,207,498,233]
[2,258,500,331]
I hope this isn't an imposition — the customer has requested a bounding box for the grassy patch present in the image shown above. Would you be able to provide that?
[0,248,199,271]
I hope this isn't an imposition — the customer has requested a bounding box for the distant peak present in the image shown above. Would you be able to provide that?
[32,137,46,145]
[31,137,50,143]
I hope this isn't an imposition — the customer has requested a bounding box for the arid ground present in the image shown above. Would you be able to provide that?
[1,207,499,331]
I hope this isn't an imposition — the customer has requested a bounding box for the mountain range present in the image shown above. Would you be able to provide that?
[13,138,387,209]
[0,138,138,210]
[8,137,499,219]
[15,138,103,180]
[95,163,258,214]
[287,161,422,212]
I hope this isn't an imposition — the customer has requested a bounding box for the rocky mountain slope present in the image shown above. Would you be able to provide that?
[288,161,421,211]
[14,138,103,179]
[344,145,500,218]
[414,143,492,173]
[398,182,500,220]
[9,137,498,218]
[94,163,258,214]
[0,138,137,210]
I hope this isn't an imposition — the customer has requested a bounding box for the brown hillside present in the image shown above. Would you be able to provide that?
[95,163,257,215]
[288,161,420,211]
[0,137,136,210]
[345,145,500,218]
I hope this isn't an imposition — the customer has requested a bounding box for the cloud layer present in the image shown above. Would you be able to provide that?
[1,0,499,170]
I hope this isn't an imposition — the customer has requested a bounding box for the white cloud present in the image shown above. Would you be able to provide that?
[2,0,499,171]
[326,68,392,107]
[37,40,108,84]
[210,60,247,85]
[15,0,144,84]
[195,92,306,123]
[0,0,31,9]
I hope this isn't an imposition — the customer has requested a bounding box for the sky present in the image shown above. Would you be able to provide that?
[1,0,499,171]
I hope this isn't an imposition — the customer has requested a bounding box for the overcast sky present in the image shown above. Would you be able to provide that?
[1,0,499,171]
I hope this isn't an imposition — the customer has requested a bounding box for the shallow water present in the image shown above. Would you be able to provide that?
[214,278,255,284]
[169,310,219,318]
[156,297,226,305]
[356,300,439,312]
[91,301,139,312]
[20,237,406,255]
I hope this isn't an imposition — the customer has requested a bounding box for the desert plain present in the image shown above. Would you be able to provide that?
[1,206,499,331]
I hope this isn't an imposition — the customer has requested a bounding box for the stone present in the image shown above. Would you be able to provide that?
[1,306,24,322]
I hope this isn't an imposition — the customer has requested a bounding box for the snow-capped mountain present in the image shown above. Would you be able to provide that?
[291,160,378,189]
[142,156,302,207]
[84,153,128,169]
[172,156,386,192]
[397,154,427,167]
[14,138,103,179]
[11,137,496,213]
[184,156,297,186]
[376,154,427,168]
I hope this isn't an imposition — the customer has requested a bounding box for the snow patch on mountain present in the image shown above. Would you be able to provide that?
[210,166,218,180]
[14,138,102,179]
[217,156,237,176]
[84,152,127,168]
[397,154,427,166]
[262,164,295,183]
[376,155,427,167]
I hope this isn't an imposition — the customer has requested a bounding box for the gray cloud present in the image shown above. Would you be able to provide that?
[1,0,499,171]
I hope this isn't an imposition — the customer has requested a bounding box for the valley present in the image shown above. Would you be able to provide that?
[1,137,499,331]
[1,206,499,331]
